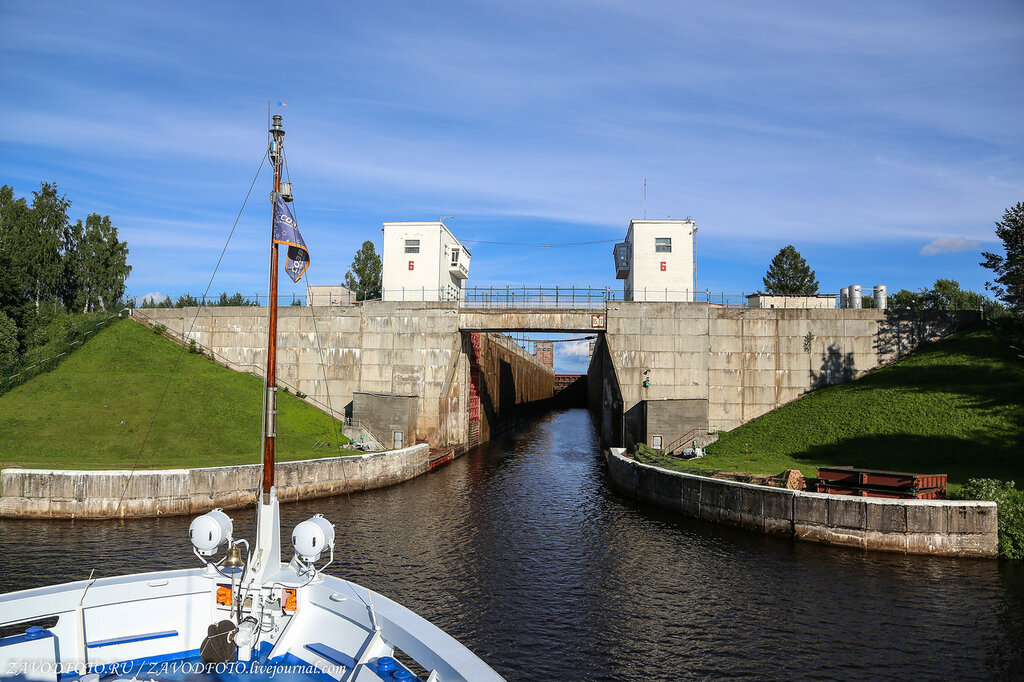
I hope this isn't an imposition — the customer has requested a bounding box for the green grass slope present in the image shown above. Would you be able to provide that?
[0,319,348,469]
[691,327,1024,486]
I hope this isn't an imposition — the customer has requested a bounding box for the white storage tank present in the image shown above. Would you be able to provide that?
[873,285,887,310]
[850,284,862,309]
[840,287,850,309]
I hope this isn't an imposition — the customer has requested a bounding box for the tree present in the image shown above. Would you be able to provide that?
[27,183,70,314]
[925,279,983,311]
[79,213,131,311]
[344,240,382,301]
[0,186,33,340]
[891,289,923,310]
[891,280,984,311]
[0,310,17,372]
[981,202,1024,317]
[0,183,132,341]
[214,292,256,306]
[762,245,819,295]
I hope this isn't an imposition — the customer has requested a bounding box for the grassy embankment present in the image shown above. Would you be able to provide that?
[638,327,1024,491]
[0,319,349,469]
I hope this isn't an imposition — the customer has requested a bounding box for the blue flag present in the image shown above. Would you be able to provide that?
[273,194,310,282]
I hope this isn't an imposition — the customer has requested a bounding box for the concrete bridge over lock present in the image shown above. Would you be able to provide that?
[138,301,975,456]
[458,308,607,333]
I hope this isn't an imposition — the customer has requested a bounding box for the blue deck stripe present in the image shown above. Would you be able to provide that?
[86,630,178,648]
[303,642,356,669]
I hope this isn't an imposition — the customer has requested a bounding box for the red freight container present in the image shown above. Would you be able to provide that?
[815,484,947,499]
[815,467,947,499]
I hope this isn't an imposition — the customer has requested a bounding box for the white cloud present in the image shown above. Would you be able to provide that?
[557,339,594,362]
[140,292,168,304]
[919,237,982,256]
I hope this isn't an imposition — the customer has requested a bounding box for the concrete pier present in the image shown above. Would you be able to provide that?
[606,449,998,558]
[0,444,430,519]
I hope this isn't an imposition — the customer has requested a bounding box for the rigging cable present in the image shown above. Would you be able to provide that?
[113,150,269,517]
[282,152,351,500]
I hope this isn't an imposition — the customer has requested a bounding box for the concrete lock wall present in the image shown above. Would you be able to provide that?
[0,444,430,519]
[606,450,998,558]
[600,305,977,447]
[474,332,555,443]
[139,304,976,454]
[138,303,469,448]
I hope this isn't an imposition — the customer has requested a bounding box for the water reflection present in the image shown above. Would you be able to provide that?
[1,409,1022,680]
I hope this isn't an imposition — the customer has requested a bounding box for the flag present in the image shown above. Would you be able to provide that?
[277,101,288,107]
[273,194,310,282]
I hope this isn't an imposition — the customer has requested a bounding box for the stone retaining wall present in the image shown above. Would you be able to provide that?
[607,449,998,558]
[0,444,429,519]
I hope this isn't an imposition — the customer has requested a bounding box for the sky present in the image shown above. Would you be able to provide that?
[2,1,1022,371]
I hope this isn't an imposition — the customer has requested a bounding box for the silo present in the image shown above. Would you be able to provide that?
[873,285,887,310]
[850,284,862,309]
[840,287,850,309]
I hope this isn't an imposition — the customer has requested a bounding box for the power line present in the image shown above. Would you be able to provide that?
[459,238,618,248]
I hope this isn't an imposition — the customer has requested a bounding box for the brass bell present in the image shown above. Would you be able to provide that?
[224,544,246,570]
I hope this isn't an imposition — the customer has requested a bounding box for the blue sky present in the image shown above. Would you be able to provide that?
[3,1,1023,370]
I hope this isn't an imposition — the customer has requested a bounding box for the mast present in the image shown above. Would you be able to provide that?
[263,114,285,500]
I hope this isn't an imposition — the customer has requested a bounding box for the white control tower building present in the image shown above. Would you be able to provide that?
[382,221,471,301]
[613,219,697,301]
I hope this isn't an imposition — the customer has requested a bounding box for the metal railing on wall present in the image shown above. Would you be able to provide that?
[128,288,847,310]
[374,287,771,309]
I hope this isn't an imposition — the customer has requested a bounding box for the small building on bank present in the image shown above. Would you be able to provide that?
[613,219,697,301]
[746,293,837,309]
[382,221,471,302]
[306,284,357,306]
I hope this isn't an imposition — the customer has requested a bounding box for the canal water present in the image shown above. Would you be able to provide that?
[2,408,1023,680]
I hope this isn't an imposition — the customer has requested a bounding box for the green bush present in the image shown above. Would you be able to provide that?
[952,478,1024,560]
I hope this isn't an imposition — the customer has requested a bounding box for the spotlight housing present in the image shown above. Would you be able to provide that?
[292,514,335,563]
[189,509,233,557]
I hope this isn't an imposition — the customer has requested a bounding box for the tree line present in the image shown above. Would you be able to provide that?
[136,292,261,308]
[0,183,131,367]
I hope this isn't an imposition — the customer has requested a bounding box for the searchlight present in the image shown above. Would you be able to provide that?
[189,509,233,557]
[292,514,335,563]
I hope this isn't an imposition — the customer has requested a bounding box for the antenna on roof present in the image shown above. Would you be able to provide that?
[643,179,647,219]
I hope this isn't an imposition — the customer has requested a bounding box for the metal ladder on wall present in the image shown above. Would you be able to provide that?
[467,333,481,450]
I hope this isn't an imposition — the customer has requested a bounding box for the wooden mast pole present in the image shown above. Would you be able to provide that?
[263,114,285,499]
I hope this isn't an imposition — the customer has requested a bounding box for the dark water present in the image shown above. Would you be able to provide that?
[2,408,1023,680]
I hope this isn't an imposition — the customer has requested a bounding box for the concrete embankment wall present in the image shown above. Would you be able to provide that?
[0,444,429,519]
[606,449,998,558]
